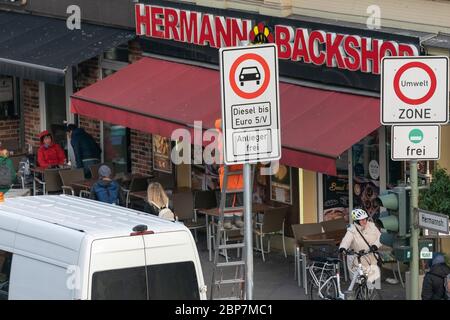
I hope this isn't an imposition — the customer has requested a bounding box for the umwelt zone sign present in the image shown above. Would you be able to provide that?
[381,56,449,124]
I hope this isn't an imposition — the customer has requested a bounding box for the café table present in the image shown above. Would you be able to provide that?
[301,229,347,245]
[197,203,279,261]
[71,179,97,191]
[129,190,147,201]
[70,179,97,198]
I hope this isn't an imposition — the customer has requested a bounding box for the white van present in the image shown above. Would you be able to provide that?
[0,195,207,300]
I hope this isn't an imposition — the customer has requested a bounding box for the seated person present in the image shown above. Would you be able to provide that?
[37,130,66,169]
[90,165,119,204]
[0,149,16,193]
[144,182,170,216]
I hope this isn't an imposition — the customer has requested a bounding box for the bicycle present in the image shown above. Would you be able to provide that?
[308,248,382,300]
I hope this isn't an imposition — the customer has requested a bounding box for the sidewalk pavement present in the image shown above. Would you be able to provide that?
[197,238,406,300]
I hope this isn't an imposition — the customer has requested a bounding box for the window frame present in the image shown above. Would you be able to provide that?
[0,76,20,120]
[90,260,200,300]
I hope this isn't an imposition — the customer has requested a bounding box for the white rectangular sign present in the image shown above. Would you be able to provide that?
[381,56,449,124]
[391,125,440,160]
[220,44,281,165]
[418,209,449,234]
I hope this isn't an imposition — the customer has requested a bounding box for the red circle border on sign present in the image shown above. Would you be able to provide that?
[393,61,437,105]
[229,53,270,100]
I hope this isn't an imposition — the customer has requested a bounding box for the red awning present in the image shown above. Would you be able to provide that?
[71,57,380,175]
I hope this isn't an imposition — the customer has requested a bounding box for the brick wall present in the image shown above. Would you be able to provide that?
[78,115,101,143]
[75,57,101,144]
[130,129,153,175]
[128,41,153,174]
[0,118,20,151]
[76,57,100,90]
[23,79,40,149]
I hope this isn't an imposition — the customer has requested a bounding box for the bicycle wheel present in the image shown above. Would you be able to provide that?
[354,283,369,300]
[354,276,382,300]
[309,273,338,300]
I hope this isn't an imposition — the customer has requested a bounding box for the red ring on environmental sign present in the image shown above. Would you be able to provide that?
[393,61,437,105]
[229,53,270,100]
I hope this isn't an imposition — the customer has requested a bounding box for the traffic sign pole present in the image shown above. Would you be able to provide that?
[409,160,420,300]
[244,163,253,300]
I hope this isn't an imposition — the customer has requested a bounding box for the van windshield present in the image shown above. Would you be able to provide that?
[91,261,199,300]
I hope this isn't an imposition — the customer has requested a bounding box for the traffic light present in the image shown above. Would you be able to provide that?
[377,186,410,238]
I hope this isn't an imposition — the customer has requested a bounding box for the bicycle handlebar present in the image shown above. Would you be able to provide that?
[340,248,375,257]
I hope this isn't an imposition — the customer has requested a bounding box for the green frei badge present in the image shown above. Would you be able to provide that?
[409,128,424,144]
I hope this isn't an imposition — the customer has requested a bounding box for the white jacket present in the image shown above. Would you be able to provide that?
[339,221,382,285]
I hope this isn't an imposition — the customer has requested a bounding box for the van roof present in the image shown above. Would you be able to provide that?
[0,195,188,238]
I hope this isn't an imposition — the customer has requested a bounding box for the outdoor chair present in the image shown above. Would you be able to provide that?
[33,169,65,195]
[89,163,101,180]
[9,154,25,189]
[253,206,288,262]
[193,190,218,255]
[194,190,217,208]
[291,223,323,289]
[172,191,205,241]
[151,172,175,190]
[193,190,216,223]
[59,168,86,196]
[124,176,149,208]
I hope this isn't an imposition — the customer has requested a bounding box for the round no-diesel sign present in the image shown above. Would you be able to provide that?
[381,57,449,124]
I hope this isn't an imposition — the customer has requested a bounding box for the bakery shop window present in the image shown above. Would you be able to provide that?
[103,123,130,174]
[322,151,349,222]
[352,130,380,220]
[0,76,19,120]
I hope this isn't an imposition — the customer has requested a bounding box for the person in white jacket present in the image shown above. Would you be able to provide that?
[339,209,382,289]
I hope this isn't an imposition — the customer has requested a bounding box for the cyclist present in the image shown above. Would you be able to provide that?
[339,209,382,289]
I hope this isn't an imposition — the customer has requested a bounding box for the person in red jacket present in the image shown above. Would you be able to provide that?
[37,130,66,169]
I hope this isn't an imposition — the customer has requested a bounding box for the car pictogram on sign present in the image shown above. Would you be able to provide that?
[239,66,261,86]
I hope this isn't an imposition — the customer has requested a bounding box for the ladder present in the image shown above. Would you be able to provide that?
[210,165,255,300]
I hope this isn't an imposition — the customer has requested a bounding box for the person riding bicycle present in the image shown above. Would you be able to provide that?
[339,209,382,289]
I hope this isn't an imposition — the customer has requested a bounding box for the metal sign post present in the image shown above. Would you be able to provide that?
[409,160,419,300]
[243,163,253,299]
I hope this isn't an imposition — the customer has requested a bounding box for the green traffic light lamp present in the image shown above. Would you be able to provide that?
[377,192,398,210]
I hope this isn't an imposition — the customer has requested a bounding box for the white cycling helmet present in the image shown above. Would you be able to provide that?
[351,208,368,221]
